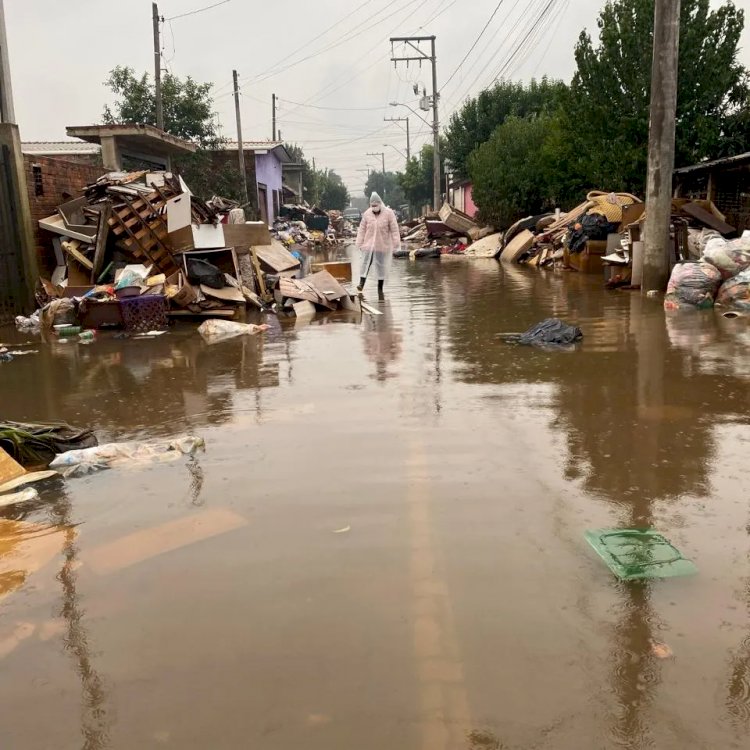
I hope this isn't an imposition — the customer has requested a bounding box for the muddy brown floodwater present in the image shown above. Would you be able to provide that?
[1,248,749,749]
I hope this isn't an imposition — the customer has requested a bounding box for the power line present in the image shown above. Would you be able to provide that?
[440,1,506,91]
[489,0,562,84]
[167,0,231,21]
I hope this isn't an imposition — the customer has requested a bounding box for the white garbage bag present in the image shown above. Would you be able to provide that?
[197,320,269,344]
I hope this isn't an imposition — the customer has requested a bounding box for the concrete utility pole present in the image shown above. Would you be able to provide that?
[0,0,15,123]
[233,70,248,204]
[383,116,410,161]
[390,35,440,209]
[152,3,164,130]
[272,93,276,141]
[366,151,386,202]
[642,0,681,293]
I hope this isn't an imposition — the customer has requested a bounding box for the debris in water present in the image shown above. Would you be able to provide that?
[650,640,674,659]
[332,525,351,534]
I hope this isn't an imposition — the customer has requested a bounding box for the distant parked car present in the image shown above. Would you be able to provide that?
[343,207,362,224]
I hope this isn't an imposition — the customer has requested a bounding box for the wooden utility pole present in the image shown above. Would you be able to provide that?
[390,36,440,209]
[383,116,410,161]
[366,151,386,202]
[233,70,248,204]
[272,93,276,141]
[0,0,15,123]
[642,0,681,292]
[152,3,164,130]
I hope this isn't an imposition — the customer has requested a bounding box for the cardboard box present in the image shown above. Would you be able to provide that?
[168,222,271,253]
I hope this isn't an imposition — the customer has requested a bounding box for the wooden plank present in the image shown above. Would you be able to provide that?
[250,248,270,302]
[91,202,111,282]
[682,201,736,235]
[61,239,94,271]
[361,301,383,316]
[302,270,349,302]
[254,241,300,273]
[0,447,26,486]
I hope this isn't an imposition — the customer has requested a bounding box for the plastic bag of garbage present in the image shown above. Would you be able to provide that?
[664,260,722,310]
[49,435,205,477]
[499,318,582,348]
[716,269,750,311]
[517,318,583,347]
[702,232,750,279]
[197,319,269,344]
[15,312,41,331]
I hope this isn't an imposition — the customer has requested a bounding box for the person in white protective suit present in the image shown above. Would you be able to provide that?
[355,191,401,298]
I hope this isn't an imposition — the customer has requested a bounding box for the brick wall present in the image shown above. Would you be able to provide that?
[23,154,104,271]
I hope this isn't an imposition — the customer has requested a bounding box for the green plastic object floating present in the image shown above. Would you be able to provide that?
[585,528,697,581]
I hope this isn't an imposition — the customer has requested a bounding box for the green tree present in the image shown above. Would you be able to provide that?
[102,65,243,200]
[468,115,555,228]
[444,78,567,178]
[284,143,318,203]
[568,0,750,193]
[398,143,446,211]
[363,171,406,207]
[318,170,350,210]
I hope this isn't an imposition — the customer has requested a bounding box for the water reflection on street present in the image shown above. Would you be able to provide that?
[0,249,749,749]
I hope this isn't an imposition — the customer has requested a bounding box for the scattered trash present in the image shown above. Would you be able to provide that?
[49,435,205,477]
[0,470,59,496]
[664,260,722,310]
[650,640,674,659]
[0,487,40,509]
[585,528,698,580]
[332,525,351,534]
[0,421,97,467]
[197,320,269,344]
[716,268,750,312]
[500,318,583,348]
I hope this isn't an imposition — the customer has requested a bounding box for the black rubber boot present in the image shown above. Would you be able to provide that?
[358,277,366,292]
[377,280,385,300]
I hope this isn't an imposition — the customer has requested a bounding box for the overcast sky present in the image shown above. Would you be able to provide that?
[6,0,750,196]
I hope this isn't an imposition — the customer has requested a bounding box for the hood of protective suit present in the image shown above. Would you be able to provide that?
[369,192,383,207]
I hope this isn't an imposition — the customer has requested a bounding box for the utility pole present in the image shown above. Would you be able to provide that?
[0,0,15,123]
[384,116,410,160]
[390,35,440,209]
[272,93,276,141]
[642,0,681,293]
[233,70,248,204]
[152,3,164,130]
[366,151,386,202]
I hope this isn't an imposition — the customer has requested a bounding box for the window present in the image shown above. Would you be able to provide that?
[32,164,43,197]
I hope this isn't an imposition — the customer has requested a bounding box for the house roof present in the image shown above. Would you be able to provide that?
[220,141,293,163]
[674,151,750,176]
[22,140,102,156]
[66,124,197,157]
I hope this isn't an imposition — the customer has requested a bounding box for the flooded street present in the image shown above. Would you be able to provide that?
[1,250,749,749]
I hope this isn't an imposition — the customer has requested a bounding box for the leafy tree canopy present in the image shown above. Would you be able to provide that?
[318,170,350,210]
[444,77,567,178]
[398,142,446,210]
[364,171,406,207]
[469,115,555,228]
[103,66,218,147]
[568,0,750,193]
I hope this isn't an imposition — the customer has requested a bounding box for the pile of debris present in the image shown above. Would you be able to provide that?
[398,203,495,258]
[25,170,309,334]
[665,230,750,311]
[496,191,643,269]
[495,190,749,293]
[276,203,352,247]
